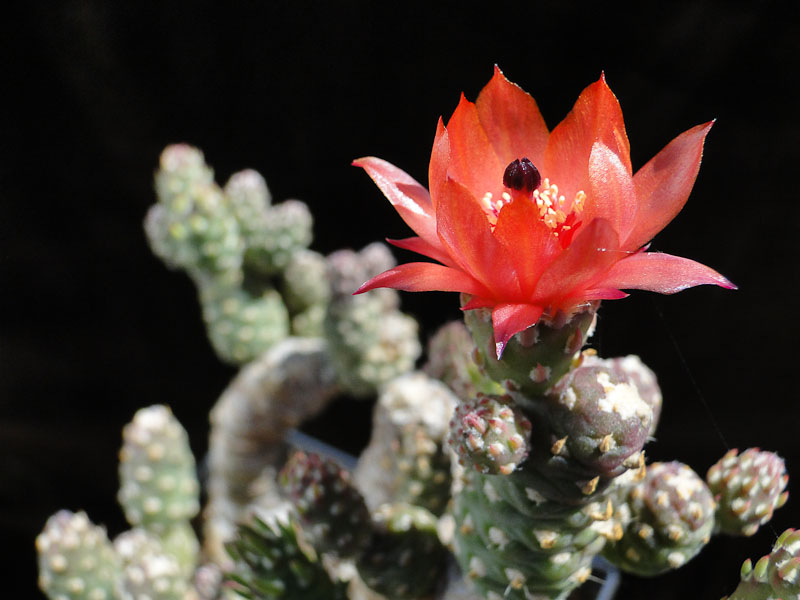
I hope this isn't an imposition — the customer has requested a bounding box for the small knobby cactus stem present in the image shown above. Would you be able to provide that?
[602,461,716,576]
[114,529,188,600]
[707,448,789,537]
[36,510,122,600]
[724,528,800,600]
[463,299,598,402]
[448,394,532,475]
[279,451,372,558]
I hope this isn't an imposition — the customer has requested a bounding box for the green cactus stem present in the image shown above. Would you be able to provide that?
[354,372,456,517]
[324,245,421,397]
[724,528,800,600]
[448,394,532,476]
[243,199,313,277]
[602,461,716,576]
[707,448,789,537]
[225,516,347,600]
[198,281,291,365]
[279,450,372,558]
[463,302,598,401]
[356,503,448,600]
[118,405,200,535]
[146,144,244,285]
[114,529,188,600]
[36,510,122,600]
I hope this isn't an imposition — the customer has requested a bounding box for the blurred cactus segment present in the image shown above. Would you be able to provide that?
[36,510,122,600]
[356,503,448,599]
[707,448,789,537]
[114,529,188,600]
[118,405,200,532]
[226,516,347,600]
[147,144,244,283]
[324,244,421,397]
[279,451,372,558]
[724,528,800,600]
[199,282,290,365]
[602,461,716,576]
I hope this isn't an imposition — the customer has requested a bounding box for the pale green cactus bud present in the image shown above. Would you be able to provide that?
[118,405,200,534]
[244,199,313,276]
[356,503,447,599]
[463,301,598,401]
[594,354,662,435]
[198,281,290,365]
[448,394,532,475]
[707,448,788,536]
[36,510,122,600]
[279,451,372,558]
[603,461,715,576]
[114,529,188,600]
[226,516,347,600]
[545,361,652,480]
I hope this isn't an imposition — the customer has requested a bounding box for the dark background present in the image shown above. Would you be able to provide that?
[3,1,799,597]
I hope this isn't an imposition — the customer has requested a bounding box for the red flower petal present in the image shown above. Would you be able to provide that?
[355,262,490,296]
[491,303,545,359]
[533,218,621,306]
[436,178,519,296]
[353,157,438,246]
[387,236,455,267]
[595,252,736,293]
[493,195,559,298]
[543,74,631,200]
[475,66,550,167]
[445,94,505,199]
[585,141,637,242]
[624,122,714,251]
[429,118,449,210]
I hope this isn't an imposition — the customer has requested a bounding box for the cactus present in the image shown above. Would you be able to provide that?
[37,510,122,600]
[279,451,372,558]
[114,529,188,600]
[707,448,789,537]
[225,516,348,600]
[602,461,716,576]
[724,528,800,600]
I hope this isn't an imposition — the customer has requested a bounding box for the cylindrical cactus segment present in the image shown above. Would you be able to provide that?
[545,360,653,480]
[463,301,598,401]
[724,528,800,600]
[243,199,313,276]
[593,355,662,436]
[118,405,201,533]
[114,529,188,600]
[198,281,291,365]
[36,510,122,600]
[279,451,372,558]
[448,394,532,475]
[356,503,448,600]
[225,516,348,600]
[451,469,611,600]
[706,448,789,537]
[602,461,716,576]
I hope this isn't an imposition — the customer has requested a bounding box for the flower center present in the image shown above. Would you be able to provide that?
[480,158,586,236]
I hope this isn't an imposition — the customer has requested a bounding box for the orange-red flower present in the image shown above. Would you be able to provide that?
[354,67,734,357]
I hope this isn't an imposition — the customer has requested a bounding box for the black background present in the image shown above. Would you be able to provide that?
[3,1,800,598]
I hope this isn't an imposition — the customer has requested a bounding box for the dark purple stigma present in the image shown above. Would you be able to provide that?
[503,158,541,193]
